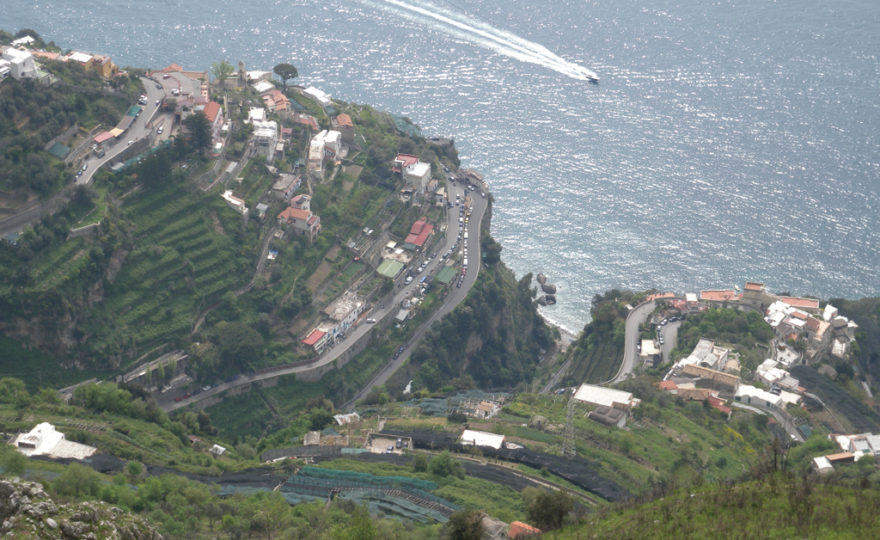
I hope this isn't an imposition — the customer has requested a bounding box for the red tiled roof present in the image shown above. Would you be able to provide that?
[805,317,820,331]
[336,113,353,127]
[296,116,318,131]
[708,396,732,415]
[394,154,419,168]
[658,380,678,391]
[825,452,855,462]
[700,290,740,302]
[790,311,808,320]
[405,218,434,247]
[744,281,764,291]
[93,131,114,144]
[301,329,326,346]
[779,296,820,310]
[203,101,221,123]
[278,207,310,223]
[508,521,542,539]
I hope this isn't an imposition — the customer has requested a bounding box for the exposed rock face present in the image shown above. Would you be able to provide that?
[0,476,163,540]
[540,283,557,294]
[536,273,547,285]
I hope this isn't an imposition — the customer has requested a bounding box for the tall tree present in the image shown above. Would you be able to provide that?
[273,63,298,90]
[211,60,234,87]
[183,112,212,155]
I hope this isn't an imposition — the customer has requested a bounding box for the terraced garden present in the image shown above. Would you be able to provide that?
[90,181,258,366]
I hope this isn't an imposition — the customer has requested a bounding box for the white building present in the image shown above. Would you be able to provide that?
[303,86,332,106]
[322,290,365,339]
[459,429,505,450]
[248,107,266,123]
[1,47,37,80]
[680,339,729,370]
[13,422,96,459]
[252,119,279,162]
[734,385,782,409]
[307,130,342,175]
[252,79,275,94]
[573,384,639,409]
[221,190,248,216]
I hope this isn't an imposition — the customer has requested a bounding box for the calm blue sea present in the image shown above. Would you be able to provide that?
[7,0,879,332]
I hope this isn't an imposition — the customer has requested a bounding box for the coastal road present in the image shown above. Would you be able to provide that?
[158,177,489,412]
[77,76,166,186]
[0,77,164,237]
[608,300,655,384]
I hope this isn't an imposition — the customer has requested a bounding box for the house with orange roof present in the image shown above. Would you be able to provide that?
[333,113,354,144]
[301,328,328,352]
[404,217,434,249]
[508,521,542,539]
[202,101,224,140]
[278,206,321,244]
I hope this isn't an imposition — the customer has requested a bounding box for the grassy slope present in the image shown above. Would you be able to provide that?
[548,476,880,539]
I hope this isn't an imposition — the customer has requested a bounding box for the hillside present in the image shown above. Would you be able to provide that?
[547,475,880,539]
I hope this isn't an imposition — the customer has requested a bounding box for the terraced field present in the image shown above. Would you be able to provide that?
[95,182,257,365]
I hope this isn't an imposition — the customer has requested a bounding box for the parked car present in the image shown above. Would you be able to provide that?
[366,318,376,324]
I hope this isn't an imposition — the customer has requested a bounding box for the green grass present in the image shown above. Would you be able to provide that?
[547,476,880,539]
[0,336,100,391]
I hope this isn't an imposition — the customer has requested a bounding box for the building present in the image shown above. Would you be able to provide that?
[588,405,627,428]
[681,364,740,392]
[333,113,354,144]
[322,290,365,339]
[209,444,227,457]
[261,89,290,113]
[303,86,332,107]
[12,422,96,459]
[404,217,434,250]
[508,522,542,539]
[459,429,505,450]
[248,107,266,123]
[271,173,301,200]
[252,119,279,161]
[680,339,729,370]
[699,289,741,307]
[1,47,37,80]
[302,328,328,353]
[572,384,639,409]
[307,130,342,175]
[393,154,432,191]
[220,190,248,216]
[202,101,224,140]
[252,79,275,94]
[278,206,321,243]
[734,384,782,408]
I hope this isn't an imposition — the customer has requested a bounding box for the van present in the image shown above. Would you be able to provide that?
[463,258,468,267]
[463,231,468,240]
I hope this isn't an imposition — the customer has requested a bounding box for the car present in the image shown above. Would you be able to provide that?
[155,99,161,105]
[174,396,183,402]
[386,445,394,454]
[202,385,211,392]
[155,83,162,89]
[396,437,403,448]
[163,73,171,79]
[127,139,134,146]
[660,319,667,326]
[443,166,449,173]
[404,276,412,284]
[366,318,376,324]
[481,191,486,198]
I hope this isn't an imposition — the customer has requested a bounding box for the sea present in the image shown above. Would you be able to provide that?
[7,0,879,334]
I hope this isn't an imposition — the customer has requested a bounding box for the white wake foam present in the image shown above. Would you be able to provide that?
[359,0,599,81]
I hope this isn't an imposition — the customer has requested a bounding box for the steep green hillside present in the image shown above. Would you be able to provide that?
[547,476,880,539]
[563,290,643,384]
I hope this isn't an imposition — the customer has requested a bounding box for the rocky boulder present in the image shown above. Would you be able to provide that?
[0,476,163,539]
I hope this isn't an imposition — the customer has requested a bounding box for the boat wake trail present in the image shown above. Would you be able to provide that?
[359,0,599,81]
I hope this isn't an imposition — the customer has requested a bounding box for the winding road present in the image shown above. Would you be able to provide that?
[158,179,489,412]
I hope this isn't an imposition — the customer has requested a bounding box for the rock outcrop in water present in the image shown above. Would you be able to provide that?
[534,273,557,304]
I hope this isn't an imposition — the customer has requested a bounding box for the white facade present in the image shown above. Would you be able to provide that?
[252,119,279,162]
[13,422,96,459]
[404,161,432,191]
[460,429,505,450]
[2,48,36,80]
[735,384,782,409]
[303,86,332,106]
[248,107,266,123]
[252,80,275,93]
[573,384,638,409]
